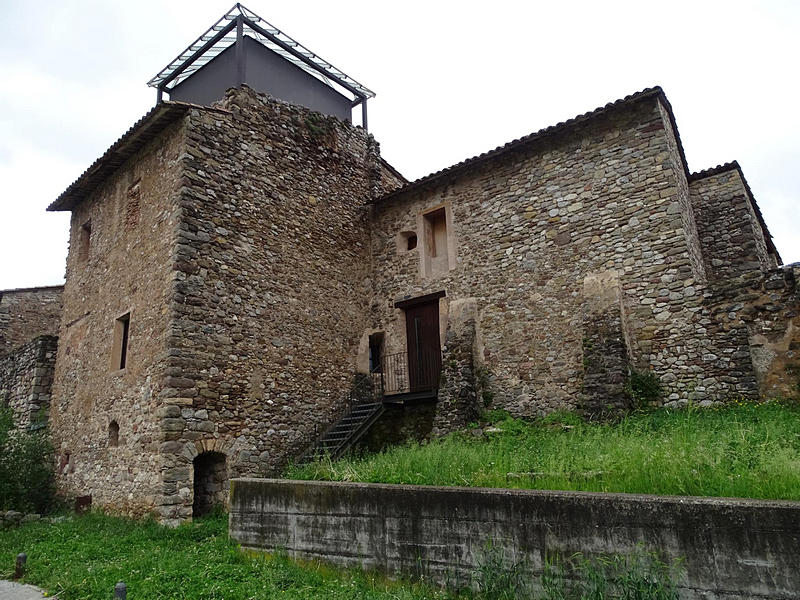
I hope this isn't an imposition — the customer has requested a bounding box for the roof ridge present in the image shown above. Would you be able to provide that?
[688,160,780,262]
[48,102,229,212]
[376,86,666,203]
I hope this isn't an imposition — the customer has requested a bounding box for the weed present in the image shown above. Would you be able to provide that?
[473,540,528,599]
[0,512,459,599]
[304,112,335,142]
[287,402,800,500]
[625,369,663,409]
[0,406,57,513]
[542,548,681,600]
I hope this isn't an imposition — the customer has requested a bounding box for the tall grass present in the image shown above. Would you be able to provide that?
[287,401,800,500]
[0,512,457,599]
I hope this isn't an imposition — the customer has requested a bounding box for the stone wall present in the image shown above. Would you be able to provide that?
[49,118,187,516]
[0,335,57,429]
[45,82,797,522]
[0,286,62,358]
[231,478,800,600]
[368,92,745,419]
[706,265,800,400]
[357,403,436,452]
[156,87,403,523]
[690,164,774,281]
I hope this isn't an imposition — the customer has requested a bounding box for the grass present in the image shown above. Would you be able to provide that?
[287,401,800,500]
[0,511,458,600]
[0,512,685,600]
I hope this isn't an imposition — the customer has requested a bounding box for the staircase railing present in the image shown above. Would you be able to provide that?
[298,374,382,462]
[380,349,441,396]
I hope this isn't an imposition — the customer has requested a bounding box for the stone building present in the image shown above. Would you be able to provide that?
[2,6,796,522]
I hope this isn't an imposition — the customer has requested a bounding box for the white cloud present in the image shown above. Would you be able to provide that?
[0,0,797,291]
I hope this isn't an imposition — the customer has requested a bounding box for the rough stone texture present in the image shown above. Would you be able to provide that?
[48,86,403,523]
[0,335,57,430]
[706,265,800,401]
[0,286,62,359]
[691,164,776,280]
[49,117,187,516]
[433,316,479,434]
[370,94,738,420]
[581,308,631,416]
[44,83,799,520]
[152,87,402,523]
[357,403,436,452]
[231,478,800,600]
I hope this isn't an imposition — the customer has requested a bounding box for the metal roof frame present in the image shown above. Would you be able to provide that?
[148,4,374,125]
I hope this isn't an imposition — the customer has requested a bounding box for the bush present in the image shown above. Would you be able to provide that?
[0,406,57,514]
[626,369,663,409]
[543,548,681,600]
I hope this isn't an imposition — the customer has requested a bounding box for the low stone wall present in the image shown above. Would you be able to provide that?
[230,478,800,600]
[0,335,58,429]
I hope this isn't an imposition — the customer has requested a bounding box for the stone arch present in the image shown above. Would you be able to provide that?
[192,451,228,517]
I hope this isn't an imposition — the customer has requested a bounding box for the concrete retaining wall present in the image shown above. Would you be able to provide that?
[229,478,800,599]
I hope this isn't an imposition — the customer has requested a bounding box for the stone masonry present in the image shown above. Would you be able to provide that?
[46,86,401,523]
[372,90,721,416]
[690,162,778,280]
[49,114,190,515]
[0,286,62,359]
[0,335,57,429]
[34,81,797,521]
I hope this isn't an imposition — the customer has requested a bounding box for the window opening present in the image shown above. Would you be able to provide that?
[396,231,418,254]
[108,421,119,447]
[112,313,131,370]
[422,207,451,277]
[125,180,141,228]
[79,221,91,263]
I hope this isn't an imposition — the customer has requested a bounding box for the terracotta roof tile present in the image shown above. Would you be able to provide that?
[375,86,684,203]
[48,101,228,212]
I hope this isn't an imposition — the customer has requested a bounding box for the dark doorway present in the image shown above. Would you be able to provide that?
[404,300,442,393]
[192,452,227,517]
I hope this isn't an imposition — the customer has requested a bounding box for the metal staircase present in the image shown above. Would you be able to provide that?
[301,400,384,463]
[299,374,384,463]
[298,349,442,464]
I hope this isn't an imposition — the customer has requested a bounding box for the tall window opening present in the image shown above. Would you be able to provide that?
[422,207,452,277]
[79,220,91,263]
[125,180,141,228]
[108,420,119,447]
[112,313,131,371]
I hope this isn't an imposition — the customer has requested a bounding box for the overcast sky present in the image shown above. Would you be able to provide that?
[1,0,797,290]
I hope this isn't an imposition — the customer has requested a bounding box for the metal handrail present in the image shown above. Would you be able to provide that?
[380,348,441,395]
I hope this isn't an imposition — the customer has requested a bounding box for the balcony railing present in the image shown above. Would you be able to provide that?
[375,349,441,397]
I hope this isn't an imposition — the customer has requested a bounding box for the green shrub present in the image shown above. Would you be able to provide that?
[542,548,681,600]
[625,369,663,409]
[473,540,528,599]
[0,406,57,514]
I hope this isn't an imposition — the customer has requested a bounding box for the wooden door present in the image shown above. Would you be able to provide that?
[404,301,442,393]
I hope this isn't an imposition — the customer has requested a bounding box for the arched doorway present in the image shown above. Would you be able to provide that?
[192,451,228,517]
